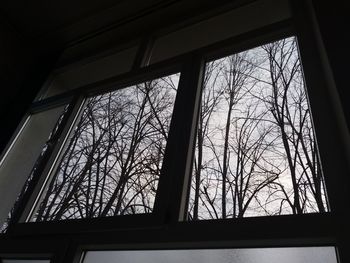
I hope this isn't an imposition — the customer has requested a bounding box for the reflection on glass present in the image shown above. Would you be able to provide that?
[30,74,179,222]
[149,0,290,64]
[188,37,328,220]
[83,247,337,263]
[0,105,67,232]
[43,46,138,99]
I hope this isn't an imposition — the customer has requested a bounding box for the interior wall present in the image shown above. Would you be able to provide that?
[309,2,350,261]
[311,1,349,130]
[0,16,59,153]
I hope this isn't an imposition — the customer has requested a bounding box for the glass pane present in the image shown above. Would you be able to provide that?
[42,46,138,99]
[149,0,290,64]
[188,37,328,220]
[0,105,67,232]
[29,73,180,221]
[83,247,337,263]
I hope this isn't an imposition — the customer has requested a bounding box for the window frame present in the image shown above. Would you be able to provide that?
[0,1,348,263]
[7,61,186,235]
[0,96,76,233]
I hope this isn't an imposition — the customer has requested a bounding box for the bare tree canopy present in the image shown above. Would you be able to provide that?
[30,74,179,222]
[188,37,328,220]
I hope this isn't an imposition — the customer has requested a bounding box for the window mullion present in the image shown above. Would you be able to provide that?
[153,53,204,224]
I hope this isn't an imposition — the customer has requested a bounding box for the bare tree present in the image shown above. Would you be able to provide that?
[192,60,223,220]
[32,75,179,222]
[260,38,327,214]
[189,51,280,219]
[189,37,328,220]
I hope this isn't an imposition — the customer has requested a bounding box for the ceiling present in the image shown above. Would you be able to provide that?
[1,0,123,37]
[0,0,175,45]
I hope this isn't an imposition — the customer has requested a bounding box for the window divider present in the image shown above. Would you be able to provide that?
[153,53,204,224]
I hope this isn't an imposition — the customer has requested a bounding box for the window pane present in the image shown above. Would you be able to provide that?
[29,74,180,221]
[82,247,337,263]
[188,37,328,220]
[41,46,138,99]
[0,105,67,231]
[149,0,290,64]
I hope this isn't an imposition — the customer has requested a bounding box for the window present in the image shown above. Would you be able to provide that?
[0,105,68,232]
[0,1,347,262]
[188,36,328,220]
[81,247,337,263]
[40,46,139,99]
[149,0,290,64]
[28,74,180,222]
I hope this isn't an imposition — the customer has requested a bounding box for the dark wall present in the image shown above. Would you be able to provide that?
[312,1,349,130]
[311,3,350,261]
[0,17,58,152]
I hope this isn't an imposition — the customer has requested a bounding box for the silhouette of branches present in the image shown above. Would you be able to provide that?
[188,37,328,220]
[32,74,179,221]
